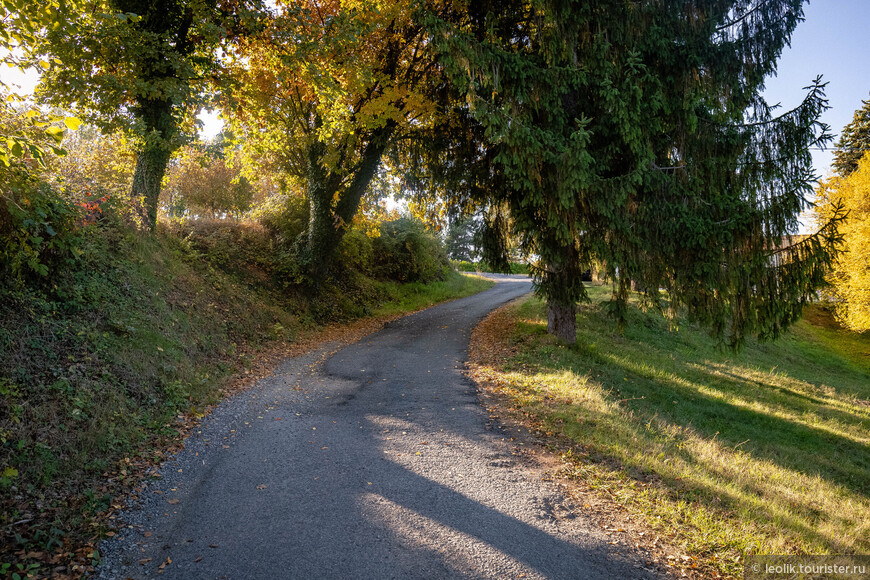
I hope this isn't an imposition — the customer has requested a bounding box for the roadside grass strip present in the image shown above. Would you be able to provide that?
[473,286,870,577]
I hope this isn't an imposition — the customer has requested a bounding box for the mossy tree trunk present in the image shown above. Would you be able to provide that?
[302,123,395,281]
[131,98,175,230]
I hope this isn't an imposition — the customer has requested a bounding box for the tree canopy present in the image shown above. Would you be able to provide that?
[832,95,870,177]
[36,0,263,229]
[420,0,842,346]
[226,0,444,279]
[815,154,870,331]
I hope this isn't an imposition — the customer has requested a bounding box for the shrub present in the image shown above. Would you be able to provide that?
[0,168,86,291]
[336,228,374,273]
[372,218,449,283]
[171,220,275,278]
[249,193,309,243]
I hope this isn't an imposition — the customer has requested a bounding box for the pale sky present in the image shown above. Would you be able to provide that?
[763,0,870,178]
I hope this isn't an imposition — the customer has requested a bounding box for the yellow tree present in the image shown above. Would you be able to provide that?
[815,153,870,331]
[225,0,442,280]
[163,147,254,219]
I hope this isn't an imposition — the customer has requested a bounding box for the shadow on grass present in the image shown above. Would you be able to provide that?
[507,294,870,554]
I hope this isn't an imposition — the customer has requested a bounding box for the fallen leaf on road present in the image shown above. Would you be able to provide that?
[139,558,152,565]
[144,531,152,538]
[167,499,179,505]
[194,556,203,563]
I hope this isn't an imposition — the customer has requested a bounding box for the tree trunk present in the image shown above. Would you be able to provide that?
[131,97,176,231]
[131,142,172,230]
[541,237,583,343]
[305,170,340,281]
[547,299,577,343]
[303,124,394,281]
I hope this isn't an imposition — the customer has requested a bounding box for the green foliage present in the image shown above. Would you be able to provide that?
[36,0,264,230]
[832,95,870,176]
[0,169,86,289]
[249,193,309,243]
[0,92,79,169]
[336,228,374,274]
[426,0,839,346]
[48,126,141,224]
[444,216,478,261]
[372,218,449,283]
[171,220,276,280]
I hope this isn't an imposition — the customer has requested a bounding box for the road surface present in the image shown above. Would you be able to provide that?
[95,275,662,579]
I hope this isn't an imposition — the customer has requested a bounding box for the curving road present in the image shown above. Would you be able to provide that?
[95,275,662,579]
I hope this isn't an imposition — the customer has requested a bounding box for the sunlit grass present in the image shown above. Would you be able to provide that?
[477,286,870,577]
[372,272,494,317]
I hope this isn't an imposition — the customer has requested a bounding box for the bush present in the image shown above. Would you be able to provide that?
[170,220,276,279]
[336,228,374,273]
[372,218,449,283]
[249,193,309,243]
[0,169,86,291]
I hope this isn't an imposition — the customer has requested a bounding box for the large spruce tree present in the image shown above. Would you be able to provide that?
[426,0,843,346]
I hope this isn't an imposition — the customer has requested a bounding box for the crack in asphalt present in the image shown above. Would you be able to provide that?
[95,276,663,579]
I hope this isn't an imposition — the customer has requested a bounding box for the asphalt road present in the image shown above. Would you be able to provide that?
[95,275,662,579]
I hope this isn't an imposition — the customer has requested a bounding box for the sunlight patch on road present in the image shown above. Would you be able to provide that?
[358,492,546,579]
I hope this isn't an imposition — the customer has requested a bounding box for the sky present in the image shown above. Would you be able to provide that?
[4,1,868,177]
[762,0,870,179]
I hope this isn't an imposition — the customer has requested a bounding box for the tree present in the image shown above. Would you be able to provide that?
[162,147,254,219]
[424,0,843,346]
[226,0,442,281]
[814,153,870,331]
[49,126,137,201]
[832,95,870,177]
[36,0,263,230]
[1,0,83,169]
[444,216,478,261]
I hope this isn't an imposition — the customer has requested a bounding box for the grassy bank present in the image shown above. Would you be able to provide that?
[0,222,491,578]
[451,260,530,275]
[470,285,870,578]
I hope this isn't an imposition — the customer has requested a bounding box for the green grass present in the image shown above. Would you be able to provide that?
[480,286,870,577]
[0,223,492,576]
[372,272,494,316]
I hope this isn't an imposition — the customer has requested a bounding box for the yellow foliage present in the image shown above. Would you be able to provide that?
[227,0,442,179]
[815,153,870,331]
